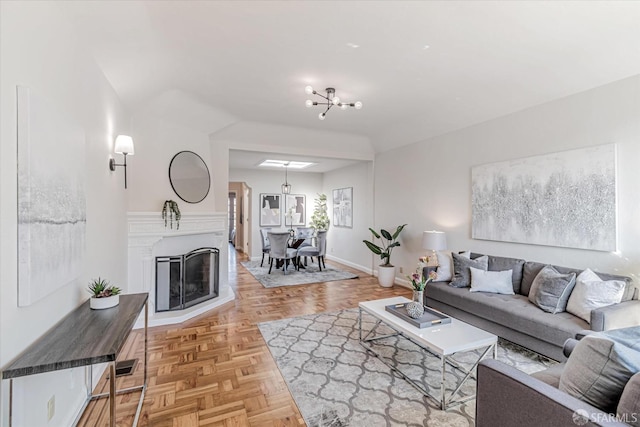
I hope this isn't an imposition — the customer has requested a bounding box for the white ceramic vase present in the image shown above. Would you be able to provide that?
[90,294,120,310]
[377,265,396,287]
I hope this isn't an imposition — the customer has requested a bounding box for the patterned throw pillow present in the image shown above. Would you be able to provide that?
[450,253,488,288]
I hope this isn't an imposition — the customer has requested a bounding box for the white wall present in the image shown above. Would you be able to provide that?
[374,75,640,282]
[129,111,216,212]
[228,168,323,259]
[322,162,375,272]
[0,2,129,425]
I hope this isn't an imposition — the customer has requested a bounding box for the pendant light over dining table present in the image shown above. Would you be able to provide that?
[281,162,291,194]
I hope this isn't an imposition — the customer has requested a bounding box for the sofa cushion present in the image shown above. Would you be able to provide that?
[531,363,565,388]
[559,326,640,413]
[528,265,576,314]
[618,373,640,427]
[566,268,626,323]
[488,255,525,294]
[469,267,514,295]
[435,251,454,281]
[522,261,634,301]
[450,253,488,288]
[426,282,588,347]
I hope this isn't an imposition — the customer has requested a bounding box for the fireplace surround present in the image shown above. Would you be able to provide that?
[126,212,235,327]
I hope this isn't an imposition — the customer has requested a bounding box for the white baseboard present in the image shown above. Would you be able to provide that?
[324,255,412,289]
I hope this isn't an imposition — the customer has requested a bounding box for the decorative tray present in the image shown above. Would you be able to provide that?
[385,303,451,329]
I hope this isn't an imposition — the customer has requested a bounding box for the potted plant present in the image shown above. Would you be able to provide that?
[162,200,181,229]
[310,193,330,231]
[88,277,121,310]
[363,224,407,287]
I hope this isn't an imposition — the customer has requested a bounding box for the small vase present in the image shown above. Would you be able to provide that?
[412,290,424,304]
[90,294,120,310]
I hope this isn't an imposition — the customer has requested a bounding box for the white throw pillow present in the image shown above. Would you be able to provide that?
[469,267,515,295]
[435,251,453,281]
[435,251,470,281]
[566,269,626,323]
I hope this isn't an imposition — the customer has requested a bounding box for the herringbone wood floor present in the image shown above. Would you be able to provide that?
[78,247,411,426]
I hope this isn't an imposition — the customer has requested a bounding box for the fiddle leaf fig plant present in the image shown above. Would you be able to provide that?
[363,224,407,267]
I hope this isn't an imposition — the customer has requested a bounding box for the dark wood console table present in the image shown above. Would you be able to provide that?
[2,293,149,427]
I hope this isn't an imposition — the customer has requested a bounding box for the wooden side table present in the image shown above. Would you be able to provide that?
[2,293,149,427]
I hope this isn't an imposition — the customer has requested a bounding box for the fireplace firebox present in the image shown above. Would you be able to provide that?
[155,247,219,312]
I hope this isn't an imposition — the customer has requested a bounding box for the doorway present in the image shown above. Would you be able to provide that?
[229,182,251,255]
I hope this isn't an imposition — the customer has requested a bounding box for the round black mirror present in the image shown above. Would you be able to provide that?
[169,151,210,203]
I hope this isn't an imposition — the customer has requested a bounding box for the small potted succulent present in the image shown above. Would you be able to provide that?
[88,277,121,310]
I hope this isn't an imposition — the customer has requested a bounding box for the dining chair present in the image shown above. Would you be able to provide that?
[295,227,314,248]
[267,231,298,274]
[296,230,327,271]
[259,227,271,267]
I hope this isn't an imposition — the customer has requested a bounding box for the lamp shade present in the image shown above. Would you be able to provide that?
[422,231,447,251]
[114,135,135,155]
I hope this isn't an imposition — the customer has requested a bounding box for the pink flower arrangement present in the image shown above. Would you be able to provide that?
[408,268,437,291]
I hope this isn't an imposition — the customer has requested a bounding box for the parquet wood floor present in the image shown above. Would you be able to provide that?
[77,247,411,426]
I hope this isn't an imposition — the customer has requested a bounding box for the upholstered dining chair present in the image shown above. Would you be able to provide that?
[295,227,314,248]
[296,230,327,271]
[259,228,271,267]
[267,231,298,274]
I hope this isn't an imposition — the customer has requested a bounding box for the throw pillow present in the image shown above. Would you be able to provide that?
[434,251,453,281]
[469,267,514,295]
[559,326,640,413]
[566,268,626,323]
[528,265,576,314]
[617,373,640,426]
[450,253,488,288]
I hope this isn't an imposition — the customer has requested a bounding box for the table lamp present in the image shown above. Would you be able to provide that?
[422,230,447,266]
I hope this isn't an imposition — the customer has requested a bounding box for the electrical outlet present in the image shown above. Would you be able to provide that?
[47,395,55,421]
[399,267,403,274]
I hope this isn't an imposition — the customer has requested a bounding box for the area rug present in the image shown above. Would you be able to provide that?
[258,309,556,426]
[241,260,358,288]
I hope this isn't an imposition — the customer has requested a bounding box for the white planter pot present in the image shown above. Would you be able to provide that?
[377,265,396,288]
[90,295,120,310]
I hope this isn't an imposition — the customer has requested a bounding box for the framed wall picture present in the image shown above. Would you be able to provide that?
[471,144,617,251]
[332,187,353,228]
[259,193,281,226]
[285,194,306,227]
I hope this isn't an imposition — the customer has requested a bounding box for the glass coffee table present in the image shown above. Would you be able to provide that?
[359,296,497,410]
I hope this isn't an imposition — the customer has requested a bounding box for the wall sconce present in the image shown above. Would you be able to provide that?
[109,135,135,189]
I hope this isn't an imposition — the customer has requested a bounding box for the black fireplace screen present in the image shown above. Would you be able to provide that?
[155,247,219,312]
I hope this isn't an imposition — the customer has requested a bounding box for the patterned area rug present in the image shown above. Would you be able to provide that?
[258,309,555,426]
[241,260,358,288]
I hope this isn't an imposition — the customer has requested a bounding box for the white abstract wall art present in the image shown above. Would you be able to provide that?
[285,194,305,227]
[17,86,87,306]
[259,193,281,226]
[333,187,353,228]
[471,144,617,252]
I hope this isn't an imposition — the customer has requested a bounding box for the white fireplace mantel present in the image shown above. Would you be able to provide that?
[127,212,235,328]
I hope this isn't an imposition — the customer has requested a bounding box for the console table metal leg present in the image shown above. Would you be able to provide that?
[441,357,446,410]
[9,378,13,427]
[109,362,116,427]
[132,300,148,426]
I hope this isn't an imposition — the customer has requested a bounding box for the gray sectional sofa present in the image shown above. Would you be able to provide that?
[424,252,640,361]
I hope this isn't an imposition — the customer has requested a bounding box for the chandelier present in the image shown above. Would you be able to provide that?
[281,162,291,194]
[305,86,362,120]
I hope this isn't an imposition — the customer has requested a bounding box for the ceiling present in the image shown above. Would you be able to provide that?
[63,1,640,171]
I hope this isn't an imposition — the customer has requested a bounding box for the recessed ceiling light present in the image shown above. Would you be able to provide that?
[346,42,360,48]
[423,45,430,50]
[258,160,316,169]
